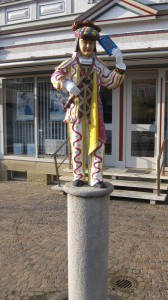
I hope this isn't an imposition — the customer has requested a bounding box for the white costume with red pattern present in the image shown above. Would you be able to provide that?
[51,52,125,186]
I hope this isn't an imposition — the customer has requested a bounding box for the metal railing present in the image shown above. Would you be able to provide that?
[52,137,168,193]
[52,137,72,187]
[157,138,167,196]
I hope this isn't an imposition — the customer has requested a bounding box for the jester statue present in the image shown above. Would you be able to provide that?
[51,20,126,188]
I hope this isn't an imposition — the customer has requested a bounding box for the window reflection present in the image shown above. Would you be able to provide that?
[3,77,68,158]
[131,131,154,157]
[4,78,35,156]
[100,87,112,123]
[132,79,156,124]
[105,130,112,155]
[38,77,68,157]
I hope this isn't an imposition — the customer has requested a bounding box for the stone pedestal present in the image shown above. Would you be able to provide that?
[62,182,114,300]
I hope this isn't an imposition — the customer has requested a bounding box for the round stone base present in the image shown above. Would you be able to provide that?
[45,290,124,300]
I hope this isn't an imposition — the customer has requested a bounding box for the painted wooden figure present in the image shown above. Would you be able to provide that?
[51,20,126,188]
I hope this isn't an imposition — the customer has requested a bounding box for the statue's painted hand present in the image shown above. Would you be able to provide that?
[112,48,126,70]
[69,85,81,96]
[62,80,80,96]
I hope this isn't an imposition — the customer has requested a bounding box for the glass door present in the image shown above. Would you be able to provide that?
[126,74,157,169]
[100,87,114,166]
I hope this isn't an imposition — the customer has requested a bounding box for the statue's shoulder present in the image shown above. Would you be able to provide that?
[94,56,107,69]
[58,55,76,69]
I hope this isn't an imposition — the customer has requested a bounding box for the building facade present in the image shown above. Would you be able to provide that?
[0,0,168,182]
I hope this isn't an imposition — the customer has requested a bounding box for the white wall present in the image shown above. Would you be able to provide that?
[0,78,4,158]
[73,0,96,13]
[139,0,168,3]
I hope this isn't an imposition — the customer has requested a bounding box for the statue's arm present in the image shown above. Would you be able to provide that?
[51,65,69,91]
[51,60,80,96]
[100,64,125,89]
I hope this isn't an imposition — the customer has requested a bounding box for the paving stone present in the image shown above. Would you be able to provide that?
[0,181,168,300]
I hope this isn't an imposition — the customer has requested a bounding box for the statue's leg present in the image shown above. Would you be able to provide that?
[71,119,86,182]
[88,141,105,186]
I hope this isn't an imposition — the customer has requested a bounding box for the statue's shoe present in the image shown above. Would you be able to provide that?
[73,179,84,187]
[93,181,106,189]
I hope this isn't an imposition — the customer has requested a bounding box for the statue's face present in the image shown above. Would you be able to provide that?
[79,39,96,58]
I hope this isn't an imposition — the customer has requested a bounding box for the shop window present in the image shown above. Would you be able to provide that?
[3,76,69,158]
[4,78,35,156]
[37,77,68,157]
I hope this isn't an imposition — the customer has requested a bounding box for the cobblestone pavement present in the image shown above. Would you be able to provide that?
[0,181,168,300]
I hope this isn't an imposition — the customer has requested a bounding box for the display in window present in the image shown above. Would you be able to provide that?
[17,92,34,121]
[50,90,66,121]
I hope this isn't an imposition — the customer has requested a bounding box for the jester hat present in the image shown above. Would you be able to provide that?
[72,20,101,41]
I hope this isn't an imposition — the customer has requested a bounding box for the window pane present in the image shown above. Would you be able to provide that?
[131,131,155,157]
[105,130,112,155]
[100,87,112,123]
[132,79,156,124]
[4,78,35,156]
[38,77,68,157]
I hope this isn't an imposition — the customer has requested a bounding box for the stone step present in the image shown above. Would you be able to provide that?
[63,168,168,181]
[111,179,168,191]
[59,176,168,191]
[60,175,73,182]
[110,189,166,204]
[107,170,168,180]
[62,168,73,173]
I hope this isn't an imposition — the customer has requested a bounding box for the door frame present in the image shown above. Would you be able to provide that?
[125,72,158,169]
